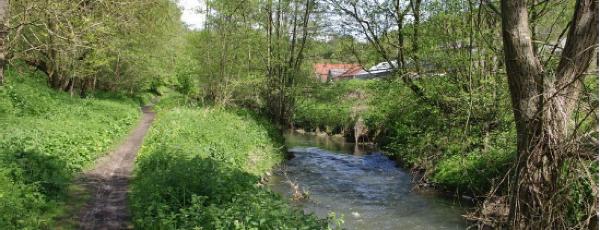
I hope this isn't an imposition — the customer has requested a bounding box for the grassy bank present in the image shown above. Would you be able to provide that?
[0,69,140,228]
[130,101,327,229]
[293,78,516,195]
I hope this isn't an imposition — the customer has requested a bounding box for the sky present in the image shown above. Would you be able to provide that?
[178,0,205,30]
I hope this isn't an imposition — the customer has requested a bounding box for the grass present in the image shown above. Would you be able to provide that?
[130,104,328,229]
[0,68,140,229]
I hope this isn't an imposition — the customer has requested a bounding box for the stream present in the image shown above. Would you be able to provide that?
[268,132,470,229]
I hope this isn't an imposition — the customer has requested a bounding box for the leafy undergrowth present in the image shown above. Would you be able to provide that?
[0,69,140,228]
[293,78,517,195]
[293,81,360,134]
[130,107,328,229]
[152,87,196,112]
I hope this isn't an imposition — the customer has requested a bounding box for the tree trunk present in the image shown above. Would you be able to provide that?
[395,0,408,73]
[410,0,421,73]
[0,0,8,85]
[499,0,598,228]
[68,78,75,97]
[46,18,63,90]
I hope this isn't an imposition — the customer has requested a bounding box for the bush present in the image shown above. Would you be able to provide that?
[293,80,372,133]
[433,147,515,193]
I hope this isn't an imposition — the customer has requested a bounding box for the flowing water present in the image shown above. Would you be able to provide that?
[268,132,470,229]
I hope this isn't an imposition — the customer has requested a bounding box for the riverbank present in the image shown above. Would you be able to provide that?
[128,93,328,228]
[284,130,478,201]
[292,79,516,197]
[269,131,470,229]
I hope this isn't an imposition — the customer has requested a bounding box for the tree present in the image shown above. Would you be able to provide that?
[265,0,314,126]
[499,0,598,228]
[5,0,183,95]
[326,0,454,113]
[0,0,7,85]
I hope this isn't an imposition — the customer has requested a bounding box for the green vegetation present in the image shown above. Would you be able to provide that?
[0,0,595,228]
[7,0,186,96]
[293,78,516,194]
[293,81,356,133]
[130,105,327,229]
[0,69,140,228]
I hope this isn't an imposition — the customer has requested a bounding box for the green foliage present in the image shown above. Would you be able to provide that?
[10,0,188,95]
[0,169,48,229]
[292,76,517,195]
[130,108,327,229]
[133,91,156,106]
[564,161,598,226]
[0,70,140,228]
[152,88,199,112]
[186,25,268,108]
[293,80,370,133]
[433,146,515,194]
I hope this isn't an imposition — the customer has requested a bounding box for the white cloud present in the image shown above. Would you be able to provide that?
[178,0,205,30]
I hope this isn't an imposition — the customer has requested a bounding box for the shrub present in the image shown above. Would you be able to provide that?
[433,147,515,194]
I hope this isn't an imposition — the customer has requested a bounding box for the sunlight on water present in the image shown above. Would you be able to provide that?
[268,132,470,230]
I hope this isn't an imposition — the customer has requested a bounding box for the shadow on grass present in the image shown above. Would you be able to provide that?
[130,150,327,229]
[0,149,75,229]
[1,150,71,197]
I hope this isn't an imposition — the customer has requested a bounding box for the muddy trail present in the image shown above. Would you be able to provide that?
[73,106,155,229]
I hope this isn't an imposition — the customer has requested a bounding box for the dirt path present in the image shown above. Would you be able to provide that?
[75,106,155,230]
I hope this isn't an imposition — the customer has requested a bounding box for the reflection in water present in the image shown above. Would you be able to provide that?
[283,131,377,156]
[269,132,469,230]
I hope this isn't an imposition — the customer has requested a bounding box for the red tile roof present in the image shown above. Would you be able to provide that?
[313,63,364,81]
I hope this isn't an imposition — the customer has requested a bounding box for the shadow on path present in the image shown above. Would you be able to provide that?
[74,106,155,230]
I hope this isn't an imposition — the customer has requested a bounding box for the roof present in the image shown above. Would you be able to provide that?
[368,61,398,71]
[313,63,364,81]
[339,66,364,77]
[314,63,363,81]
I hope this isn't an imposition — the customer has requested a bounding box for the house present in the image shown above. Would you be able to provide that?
[353,61,398,79]
[313,60,442,82]
[313,63,364,82]
[353,60,448,79]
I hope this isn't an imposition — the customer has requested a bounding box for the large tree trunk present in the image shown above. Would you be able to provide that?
[0,0,8,85]
[500,0,598,228]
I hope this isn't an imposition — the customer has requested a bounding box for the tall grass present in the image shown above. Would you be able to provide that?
[130,107,327,229]
[0,69,140,228]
